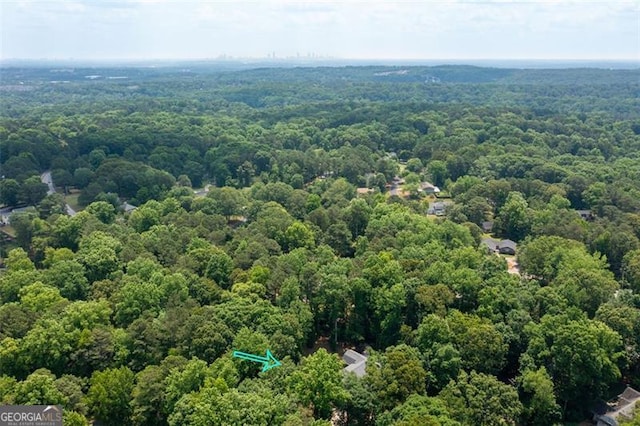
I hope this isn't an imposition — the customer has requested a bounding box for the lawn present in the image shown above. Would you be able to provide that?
[65,193,83,213]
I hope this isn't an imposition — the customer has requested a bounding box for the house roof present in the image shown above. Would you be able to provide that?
[356,187,374,195]
[342,349,368,378]
[419,182,441,192]
[593,386,640,423]
[343,349,367,365]
[619,387,640,403]
[344,362,367,377]
[481,237,499,250]
[499,239,517,250]
[433,202,445,210]
[122,202,137,212]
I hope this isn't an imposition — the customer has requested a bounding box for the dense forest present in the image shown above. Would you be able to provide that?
[1,63,640,425]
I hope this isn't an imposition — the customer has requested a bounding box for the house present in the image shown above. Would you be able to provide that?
[593,387,640,426]
[419,181,441,195]
[482,221,494,233]
[356,187,374,196]
[1,206,36,225]
[481,237,517,255]
[498,240,517,255]
[392,176,405,185]
[432,202,446,216]
[576,209,594,221]
[122,202,137,213]
[481,237,499,252]
[342,349,368,378]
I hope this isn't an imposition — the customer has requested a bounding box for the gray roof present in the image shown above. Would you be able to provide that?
[344,362,367,377]
[122,202,137,212]
[481,238,517,252]
[481,237,499,250]
[342,349,368,378]
[619,387,640,403]
[499,239,517,250]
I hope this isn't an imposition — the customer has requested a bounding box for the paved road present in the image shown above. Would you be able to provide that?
[194,184,211,197]
[41,171,55,195]
[40,170,76,216]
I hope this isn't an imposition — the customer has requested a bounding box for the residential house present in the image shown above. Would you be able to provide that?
[356,187,374,196]
[392,175,405,185]
[342,349,368,378]
[1,206,36,225]
[498,239,517,255]
[431,202,446,216]
[593,387,640,426]
[122,202,137,213]
[419,181,441,195]
[482,221,494,233]
[481,237,517,255]
[576,209,594,221]
[481,237,499,252]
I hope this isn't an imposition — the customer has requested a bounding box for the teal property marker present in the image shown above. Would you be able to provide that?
[232,349,282,372]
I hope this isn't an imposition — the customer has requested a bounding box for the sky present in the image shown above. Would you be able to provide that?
[1,0,638,61]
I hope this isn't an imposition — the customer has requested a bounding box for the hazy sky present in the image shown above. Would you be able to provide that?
[1,0,638,60]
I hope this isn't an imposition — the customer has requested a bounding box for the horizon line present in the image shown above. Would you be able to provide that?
[1,57,638,62]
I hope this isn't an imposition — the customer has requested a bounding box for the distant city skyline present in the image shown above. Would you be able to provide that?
[1,1,638,61]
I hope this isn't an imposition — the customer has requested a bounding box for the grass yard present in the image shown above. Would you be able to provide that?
[65,193,83,213]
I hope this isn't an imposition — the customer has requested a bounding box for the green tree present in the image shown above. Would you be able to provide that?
[86,366,135,426]
[19,175,48,206]
[289,348,349,419]
[284,221,316,251]
[76,231,122,282]
[376,394,460,426]
[114,279,163,326]
[37,193,66,218]
[518,367,561,426]
[169,381,292,426]
[622,249,640,292]
[335,373,376,426]
[427,160,448,188]
[86,201,117,224]
[18,281,65,312]
[0,178,20,206]
[494,191,531,241]
[522,311,625,412]
[9,211,38,249]
[13,369,65,405]
[439,371,522,426]
[130,356,189,426]
[43,260,89,300]
[366,345,427,411]
[163,358,210,416]
[208,186,247,220]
